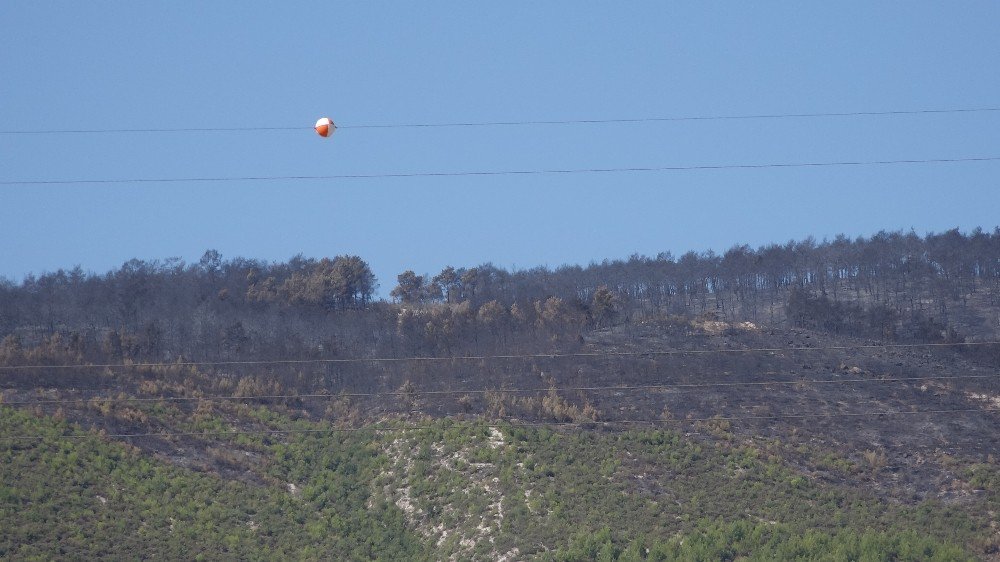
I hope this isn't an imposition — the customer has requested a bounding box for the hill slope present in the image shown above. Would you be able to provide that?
[1,408,990,560]
[2,230,1000,558]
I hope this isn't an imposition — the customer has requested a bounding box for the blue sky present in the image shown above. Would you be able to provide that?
[2,3,998,294]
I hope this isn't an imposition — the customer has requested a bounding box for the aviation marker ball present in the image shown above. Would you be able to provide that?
[315,117,336,138]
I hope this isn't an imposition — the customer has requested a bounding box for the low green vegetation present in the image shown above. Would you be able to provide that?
[379,422,987,559]
[0,407,429,561]
[554,524,971,561]
[4,406,990,560]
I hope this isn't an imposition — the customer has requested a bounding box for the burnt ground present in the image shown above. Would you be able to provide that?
[3,319,999,506]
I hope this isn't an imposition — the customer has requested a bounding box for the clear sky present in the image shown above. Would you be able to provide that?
[2,3,998,294]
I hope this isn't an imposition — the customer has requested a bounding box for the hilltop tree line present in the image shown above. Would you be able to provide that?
[1,228,998,371]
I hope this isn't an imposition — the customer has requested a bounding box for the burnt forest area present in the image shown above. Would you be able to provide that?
[3,227,1000,559]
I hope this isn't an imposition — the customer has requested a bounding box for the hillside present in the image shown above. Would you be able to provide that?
[2,229,1000,559]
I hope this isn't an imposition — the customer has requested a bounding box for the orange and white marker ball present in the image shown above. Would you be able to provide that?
[314,117,336,138]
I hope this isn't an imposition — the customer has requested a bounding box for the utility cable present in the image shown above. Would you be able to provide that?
[1,340,996,372]
[4,156,999,186]
[1,407,997,441]
[2,106,998,135]
[3,372,998,406]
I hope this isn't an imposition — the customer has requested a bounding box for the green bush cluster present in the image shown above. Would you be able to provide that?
[0,407,428,561]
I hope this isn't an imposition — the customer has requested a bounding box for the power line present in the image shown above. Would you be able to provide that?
[2,407,997,441]
[0,126,303,135]
[345,107,1000,129]
[4,372,998,406]
[1,340,996,372]
[3,106,998,135]
[3,156,999,186]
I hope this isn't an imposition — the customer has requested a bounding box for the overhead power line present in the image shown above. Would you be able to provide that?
[2,106,998,135]
[1,340,996,372]
[2,407,997,441]
[3,155,999,186]
[4,372,998,406]
[0,126,303,135]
